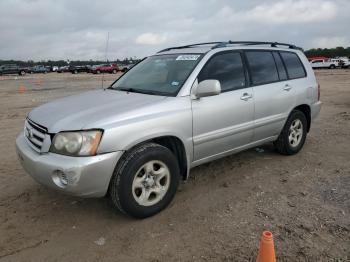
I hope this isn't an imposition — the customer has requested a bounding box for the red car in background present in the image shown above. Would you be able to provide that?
[90,64,119,74]
[307,56,328,61]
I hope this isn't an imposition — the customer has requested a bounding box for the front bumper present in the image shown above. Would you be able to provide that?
[16,132,123,197]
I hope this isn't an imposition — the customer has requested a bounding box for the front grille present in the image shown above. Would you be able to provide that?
[24,119,48,152]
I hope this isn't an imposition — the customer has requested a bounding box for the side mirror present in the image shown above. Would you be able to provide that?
[193,79,221,99]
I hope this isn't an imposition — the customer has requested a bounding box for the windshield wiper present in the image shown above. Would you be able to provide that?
[117,87,159,95]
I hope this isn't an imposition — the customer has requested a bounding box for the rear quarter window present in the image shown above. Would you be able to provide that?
[280,51,306,79]
[272,52,287,81]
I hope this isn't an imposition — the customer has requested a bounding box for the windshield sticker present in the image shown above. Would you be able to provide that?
[171,81,179,86]
[176,55,200,61]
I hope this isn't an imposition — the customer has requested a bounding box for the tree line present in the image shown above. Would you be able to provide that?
[304,46,350,58]
[1,47,349,66]
[0,58,141,67]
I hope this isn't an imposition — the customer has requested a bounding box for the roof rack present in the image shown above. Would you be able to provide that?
[157,42,224,53]
[212,41,302,50]
[157,41,303,53]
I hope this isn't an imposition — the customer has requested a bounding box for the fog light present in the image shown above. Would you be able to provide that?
[52,170,68,188]
[59,172,68,185]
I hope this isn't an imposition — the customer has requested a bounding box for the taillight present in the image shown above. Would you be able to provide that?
[317,83,320,101]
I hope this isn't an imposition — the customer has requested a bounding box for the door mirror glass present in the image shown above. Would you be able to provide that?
[193,79,221,98]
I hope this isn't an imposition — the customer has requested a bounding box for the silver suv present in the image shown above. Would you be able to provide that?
[16,41,322,218]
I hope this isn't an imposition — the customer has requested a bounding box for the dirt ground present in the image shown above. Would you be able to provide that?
[0,70,349,262]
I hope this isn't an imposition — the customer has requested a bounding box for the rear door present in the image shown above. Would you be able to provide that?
[192,51,254,162]
[245,50,297,141]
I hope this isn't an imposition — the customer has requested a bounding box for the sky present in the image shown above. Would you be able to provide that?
[0,0,349,61]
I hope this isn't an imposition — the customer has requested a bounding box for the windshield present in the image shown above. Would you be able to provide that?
[110,54,203,96]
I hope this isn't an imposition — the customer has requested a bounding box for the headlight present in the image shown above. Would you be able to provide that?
[50,130,102,156]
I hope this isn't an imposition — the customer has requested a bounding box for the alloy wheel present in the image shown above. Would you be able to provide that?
[132,160,170,207]
[288,119,303,147]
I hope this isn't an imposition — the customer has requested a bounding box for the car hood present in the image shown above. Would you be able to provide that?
[28,89,167,133]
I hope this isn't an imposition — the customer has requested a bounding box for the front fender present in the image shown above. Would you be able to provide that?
[96,96,194,167]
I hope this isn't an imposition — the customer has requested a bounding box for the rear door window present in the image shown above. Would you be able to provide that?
[245,51,279,85]
[198,52,246,92]
[272,52,287,81]
[280,51,306,79]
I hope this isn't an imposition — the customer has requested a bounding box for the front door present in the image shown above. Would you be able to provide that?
[192,51,254,162]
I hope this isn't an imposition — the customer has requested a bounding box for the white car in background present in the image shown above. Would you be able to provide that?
[339,57,350,68]
[310,59,337,69]
[330,59,342,67]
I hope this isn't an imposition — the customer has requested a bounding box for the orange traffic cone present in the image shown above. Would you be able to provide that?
[256,231,276,262]
[19,85,26,93]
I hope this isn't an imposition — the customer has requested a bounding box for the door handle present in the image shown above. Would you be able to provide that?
[283,84,292,91]
[240,93,253,101]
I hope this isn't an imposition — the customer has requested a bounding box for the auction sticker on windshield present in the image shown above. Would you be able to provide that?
[176,55,200,61]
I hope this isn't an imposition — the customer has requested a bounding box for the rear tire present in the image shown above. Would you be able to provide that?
[329,64,336,69]
[274,110,307,155]
[109,143,180,218]
[19,70,25,76]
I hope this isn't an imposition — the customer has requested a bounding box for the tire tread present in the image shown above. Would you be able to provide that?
[109,143,177,218]
[274,109,307,155]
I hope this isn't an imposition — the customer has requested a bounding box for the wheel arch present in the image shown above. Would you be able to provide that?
[152,136,188,180]
[120,135,190,181]
[292,104,311,132]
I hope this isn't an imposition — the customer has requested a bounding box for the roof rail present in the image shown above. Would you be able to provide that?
[211,41,303,50]
[157,42,224,53]
[157,41,303,53]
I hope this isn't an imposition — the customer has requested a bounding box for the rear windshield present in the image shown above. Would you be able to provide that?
[110,54,203,96]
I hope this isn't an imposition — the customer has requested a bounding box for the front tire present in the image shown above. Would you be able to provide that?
[274,110,307,155]
[109,143,180,218]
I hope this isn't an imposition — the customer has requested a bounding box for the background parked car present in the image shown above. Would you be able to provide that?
[339,57,350,68]
[0,64,29,75]
[57,66,70,73]
[69,65,91,74]
[310,59,337,69]
[90,64,119,74]
[330,59,342,67]
[307,56,328,61]
[30,65,49,74]
[119,63,135,72]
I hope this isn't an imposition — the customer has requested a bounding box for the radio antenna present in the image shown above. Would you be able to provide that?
[102,32,109,89]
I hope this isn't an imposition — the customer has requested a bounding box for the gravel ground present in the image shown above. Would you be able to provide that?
[0,70,349,261]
